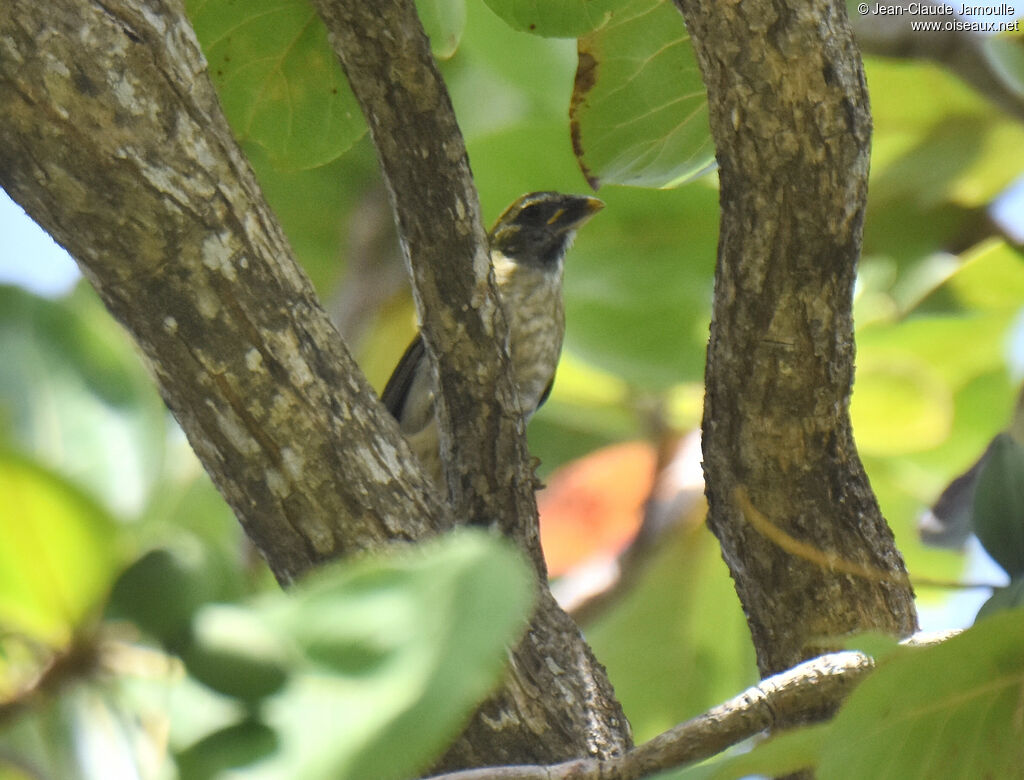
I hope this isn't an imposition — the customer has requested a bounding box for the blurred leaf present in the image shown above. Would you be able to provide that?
[481,0,620,37]
[868,57,1024,210]
[850,359,953,456]
[945,239,1024,310]
[570,0,713,188]
[972,432,1024,577]
[184,605,291,703]
[0,285,169,517]
[185,0,365,170]
[585,525,756,741]
[871,116,987,212]
[857,310,1011,390]
[862,370,1014,589]
[416,0,467,58]
[0,285,148,409]
[563,184,718,388]
[448,3,578,138]
[175,718,279,780]
[238,530,535,780]
[819,608,1024,779]
[0,455,119,645]
[853,240,1024,580]
[976,576,1024,620]
[107,545,245,649]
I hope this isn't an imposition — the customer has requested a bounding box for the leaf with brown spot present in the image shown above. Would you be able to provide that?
[482,0,622,38]
[570,0,714,189]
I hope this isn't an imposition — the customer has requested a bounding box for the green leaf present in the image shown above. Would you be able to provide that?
[972,432,1024,577]
[417,0,467,58]
[570,0,713,188]
[562,184,718,388]
[107,548,220,648]
[185,0,365,170]
[0,455,119,644]
[976,577,1024,621]
[819,608,1024,779]
[868,57,1024,209]
[481,0,621,37]
[944,240,1024,311]
[184,604,291,703]
[0,285,170,516]
[175,718,279,780]
[242,530,535,780]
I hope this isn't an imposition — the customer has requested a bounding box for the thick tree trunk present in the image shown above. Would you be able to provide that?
[0,0,629,768]
[673,0,918,680]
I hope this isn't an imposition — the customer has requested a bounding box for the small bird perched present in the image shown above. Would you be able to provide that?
[381,191,604,483]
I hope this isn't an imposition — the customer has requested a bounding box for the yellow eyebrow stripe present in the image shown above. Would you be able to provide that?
[546,208,565,225]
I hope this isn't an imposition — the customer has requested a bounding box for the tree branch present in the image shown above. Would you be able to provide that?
[0,0,630,768]
[308,2,631,769]
[852,1,1024,122]
[0,0,443,585]
[671,0,918,680]
[310,0,544,561]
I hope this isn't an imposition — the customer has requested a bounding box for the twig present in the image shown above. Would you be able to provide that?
[425,630,958,780]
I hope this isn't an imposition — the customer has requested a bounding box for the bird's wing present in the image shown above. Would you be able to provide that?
[536,375,555,412]
[380,334,426,419]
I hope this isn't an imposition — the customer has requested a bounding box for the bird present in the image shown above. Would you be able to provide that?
[380,191,604,484]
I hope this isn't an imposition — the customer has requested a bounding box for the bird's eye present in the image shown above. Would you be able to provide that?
[517,203,546,224]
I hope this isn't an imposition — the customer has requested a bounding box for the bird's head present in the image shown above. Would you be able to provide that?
[488,192,604,268]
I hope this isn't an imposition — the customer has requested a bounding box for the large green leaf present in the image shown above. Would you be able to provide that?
[570,0,713,188]
[106,544,244,649]
[183,604,291,703]
[0,455,119,644]
[185,0,365,171]
[976,576,1024,620]
[482,0,621,37]
[818,608,1024,779]
[226,530,535,780]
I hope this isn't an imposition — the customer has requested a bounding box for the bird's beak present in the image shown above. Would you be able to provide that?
[556,196,604,232]
[581,197,604,219]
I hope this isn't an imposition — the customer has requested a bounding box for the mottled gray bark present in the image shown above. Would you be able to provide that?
[672,0,919,681]
[0,0,441,583]
[309,0,544,563]
[309,1,630,767]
